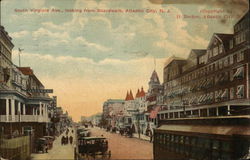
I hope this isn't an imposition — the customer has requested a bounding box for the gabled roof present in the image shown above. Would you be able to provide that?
[135,87,146,98]
[164,56,186,68]
[125,90,134,101]
[17,67,44,87]
[207,33,233,49]
[189,49,206,57]
[17,67,33,75]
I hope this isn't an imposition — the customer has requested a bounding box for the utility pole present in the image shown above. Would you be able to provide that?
[18,48,24,67]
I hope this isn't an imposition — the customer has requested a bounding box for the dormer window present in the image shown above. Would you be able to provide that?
[213,47,218,56]
[219,44,223,53]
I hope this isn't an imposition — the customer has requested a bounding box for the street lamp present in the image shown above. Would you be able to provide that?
[136,109,141,139]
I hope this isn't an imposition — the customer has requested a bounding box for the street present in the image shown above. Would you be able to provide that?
[90,127,153,160]
[31,128,76,160]
[30,127,153,160]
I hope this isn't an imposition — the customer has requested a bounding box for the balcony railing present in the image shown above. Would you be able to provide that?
[0,115,50,123]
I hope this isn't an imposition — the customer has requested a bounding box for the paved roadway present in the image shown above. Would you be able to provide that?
[90,127,153,160]
[31,127,76,160]
[31,127,153,160]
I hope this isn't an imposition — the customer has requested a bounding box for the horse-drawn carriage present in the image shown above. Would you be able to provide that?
[76,137,111,159]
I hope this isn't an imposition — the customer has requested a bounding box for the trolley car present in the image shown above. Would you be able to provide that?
[153,116,250,160]
[77,137,111,159]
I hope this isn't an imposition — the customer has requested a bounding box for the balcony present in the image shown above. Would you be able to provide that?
[0,115,50,123]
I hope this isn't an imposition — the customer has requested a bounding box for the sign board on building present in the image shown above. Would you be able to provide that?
[27,89,53,93]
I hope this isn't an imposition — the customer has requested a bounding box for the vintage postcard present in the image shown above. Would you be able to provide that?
[0,0,249,160]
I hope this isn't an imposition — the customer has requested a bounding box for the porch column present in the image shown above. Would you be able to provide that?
[39,102,42,115]
[32,107,35,115]
[6,99,9,122]
[216,107,219,116]
[227,105,231,115]
[18,102,21,121]
[178,112,180,118]
[23,104,26,115]
[198,109,201,117]
[11,99,15,121]
[43,104,46,117]
[207,108,209,117]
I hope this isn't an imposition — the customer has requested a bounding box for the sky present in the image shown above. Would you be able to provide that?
[1,0,248,121]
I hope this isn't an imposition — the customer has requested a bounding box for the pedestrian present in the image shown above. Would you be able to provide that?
[69,136,73,144]
[66,136,69,144]
[61,136,65,145]
[149,131,153,143]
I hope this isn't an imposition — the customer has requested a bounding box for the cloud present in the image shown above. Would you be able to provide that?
[9,30,29,38]
[75,37,111,52]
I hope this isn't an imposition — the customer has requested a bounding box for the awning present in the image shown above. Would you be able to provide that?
[156,124,250,136]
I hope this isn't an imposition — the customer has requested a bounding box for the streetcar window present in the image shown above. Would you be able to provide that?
[184,136,190,145]
[204,138,211,149]
[197,137,203,147]
[191,137,197,146]
[170,135,174,142]
[221,141,231,151]
[174,135,179,143]
[212,150,220,159]
[212,140,220,150]
[180,136,184,144]
[221,153,231,159]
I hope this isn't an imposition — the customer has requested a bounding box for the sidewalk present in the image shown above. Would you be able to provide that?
[133,133,151,141]
[31,127,76,160]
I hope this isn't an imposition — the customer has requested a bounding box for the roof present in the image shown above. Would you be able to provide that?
[125,90,134,101]
[149,70,160,84]
[18,67,44,87]
[156,124,250,136]
[78,137,106,140]
[207,33,233,50]
[17,67,34,75]
[164,56,186,68]
[135,87,146,98]
[190,49,206,57]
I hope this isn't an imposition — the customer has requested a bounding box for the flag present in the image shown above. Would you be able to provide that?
[149,106,161,119]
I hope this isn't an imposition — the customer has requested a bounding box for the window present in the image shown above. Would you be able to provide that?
[213,47,219,56]
[219,44,223,53]
[215,62,218,71]
[233,67,244,79]
[224,58,228,67]
[208,50,212,58]
[237,51,244,62]
[219,60,223,69]
[236,85,244,98]
[229,55,234,64]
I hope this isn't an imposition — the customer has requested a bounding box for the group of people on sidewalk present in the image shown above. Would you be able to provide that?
[61,128,74,145]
